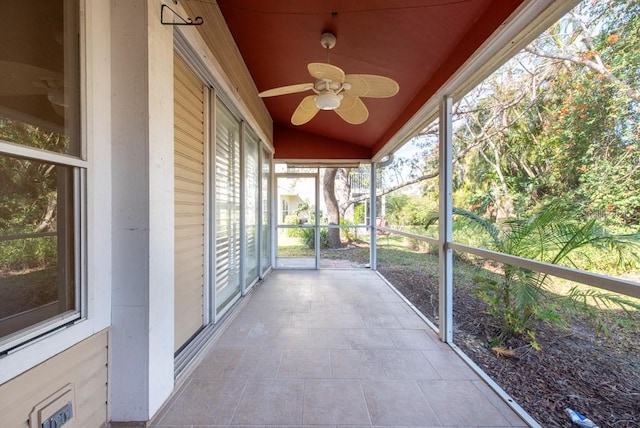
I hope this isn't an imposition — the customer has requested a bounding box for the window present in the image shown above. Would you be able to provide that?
[243,128,259,286]
[0,0,83,352]
[214,99,241,314]
[260,147,271,275]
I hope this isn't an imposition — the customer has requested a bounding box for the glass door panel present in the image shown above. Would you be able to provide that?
[260,148,271,276]
[214,99,241,315]
[244,129,259,289]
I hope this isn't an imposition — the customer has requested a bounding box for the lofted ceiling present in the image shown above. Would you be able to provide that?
[213,0,525,161]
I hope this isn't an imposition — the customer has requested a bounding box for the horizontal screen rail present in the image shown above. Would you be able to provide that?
[449,242,640,299]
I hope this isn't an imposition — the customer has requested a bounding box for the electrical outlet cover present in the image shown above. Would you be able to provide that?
[29,383,76,428]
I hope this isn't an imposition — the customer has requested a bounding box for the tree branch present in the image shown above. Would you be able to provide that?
[524,46,639,102]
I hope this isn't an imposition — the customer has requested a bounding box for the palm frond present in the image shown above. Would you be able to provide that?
[567,286,640,313]
[451,207,503,248]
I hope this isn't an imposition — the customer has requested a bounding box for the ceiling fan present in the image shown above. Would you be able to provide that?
[0,60,66,116]
[258,32,399,126]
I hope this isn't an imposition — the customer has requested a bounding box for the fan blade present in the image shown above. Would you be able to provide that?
[335,92,369,124]
[308,63,345,82]
[291,95,319,125]
[259,83,314,98]
[344,74,399,98]
[0,61,59,96]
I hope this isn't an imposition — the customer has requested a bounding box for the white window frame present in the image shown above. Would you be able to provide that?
[0,144,87,354]
[0,0,111,384]
[0,1,88,355]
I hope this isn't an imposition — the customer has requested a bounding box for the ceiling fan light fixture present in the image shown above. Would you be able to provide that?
[314,92,341,110]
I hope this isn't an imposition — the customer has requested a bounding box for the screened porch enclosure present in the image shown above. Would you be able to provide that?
[2,0,638,427]
[165,0,639,424]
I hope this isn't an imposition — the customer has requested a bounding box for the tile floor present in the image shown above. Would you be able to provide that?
[151,269,528,427]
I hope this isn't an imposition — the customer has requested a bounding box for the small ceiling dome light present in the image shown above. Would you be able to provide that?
[314,92,341,110]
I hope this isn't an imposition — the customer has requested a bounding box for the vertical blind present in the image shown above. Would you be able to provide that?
[244,129,259,285]
[214,99,241,312]
[261,148,271,275]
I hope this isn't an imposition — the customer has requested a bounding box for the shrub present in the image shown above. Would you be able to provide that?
[301,227,329,249]
[424,203,640,344]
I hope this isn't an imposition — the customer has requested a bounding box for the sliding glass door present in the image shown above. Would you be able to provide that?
[243,128,260,290]
[214,100,241,315]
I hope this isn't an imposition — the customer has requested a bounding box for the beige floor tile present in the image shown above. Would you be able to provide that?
[290,312,317,327]
[248,312,296,327]
[360,301,412,315]
[149,424,192,428]
[377,291,404,302]
[278,348,332,378]
[154,270,529,427]
[306,328,353,349]
[222,348,282,378]
[303,379,371,425]
[232,378,304,425]
[158,377,246,426]
[260,327,308,349]
[418,379,511,426]
[196,426,264,428]
[395,312,430,329]
[472,380,528,427]
[189,347,242,378]
[371,349,440,379]
[309,301,345,314]
[360,312,404,329]
[329,349,386,379]
[328,313,367,328]
[292,312,364,329]
[347,328,396,349]
[361,379,440,426]
[422,350,480,380]
[279,426,335,428]
[389,328,441,350]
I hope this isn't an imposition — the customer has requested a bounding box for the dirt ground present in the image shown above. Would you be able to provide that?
[380,267,640,428]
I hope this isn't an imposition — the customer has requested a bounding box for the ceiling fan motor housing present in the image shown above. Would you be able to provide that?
[315,92,341,110]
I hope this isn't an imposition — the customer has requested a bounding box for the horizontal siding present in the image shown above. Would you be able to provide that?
[181,1,272,144]
[0,329,108,428]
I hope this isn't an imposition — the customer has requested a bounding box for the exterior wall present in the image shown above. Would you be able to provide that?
[180,1,273,146]
[109,0,274,423]
[0,0,112,417]
[0,0,274,425]
[109,0,175,421]
[0,329,109,428]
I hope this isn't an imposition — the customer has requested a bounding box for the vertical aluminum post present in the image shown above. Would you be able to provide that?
[438,96,454,343]
[315,173,321,269]
[370,162,378,270]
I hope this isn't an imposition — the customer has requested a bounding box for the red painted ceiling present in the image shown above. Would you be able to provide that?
[216,0,524,160]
